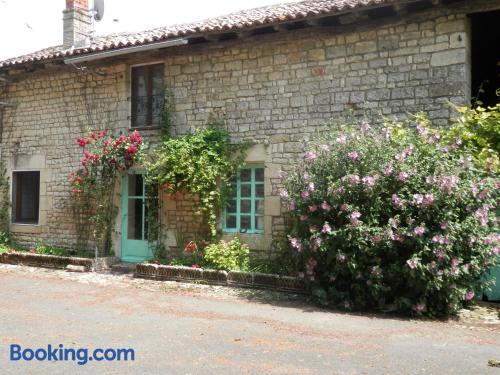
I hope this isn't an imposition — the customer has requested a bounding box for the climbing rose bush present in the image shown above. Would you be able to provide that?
[69,130,145,192]
[281,120,499,316]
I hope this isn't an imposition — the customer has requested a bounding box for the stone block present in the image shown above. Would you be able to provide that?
[430,49,466,67]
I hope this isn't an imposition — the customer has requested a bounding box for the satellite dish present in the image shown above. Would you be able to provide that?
[93,0,104,22]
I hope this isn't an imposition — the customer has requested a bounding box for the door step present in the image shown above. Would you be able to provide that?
[110,262,137,274]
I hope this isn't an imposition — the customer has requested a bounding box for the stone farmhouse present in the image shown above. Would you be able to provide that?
[0,0,499,261]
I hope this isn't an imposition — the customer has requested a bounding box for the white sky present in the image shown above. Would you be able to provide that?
[0,0,300,60]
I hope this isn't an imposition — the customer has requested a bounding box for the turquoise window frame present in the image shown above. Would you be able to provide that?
[223,165,264,235]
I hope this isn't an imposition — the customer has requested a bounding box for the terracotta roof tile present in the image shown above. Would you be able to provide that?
[0,0,398,68]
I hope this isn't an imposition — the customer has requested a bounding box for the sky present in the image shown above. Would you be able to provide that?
[0,0,300,60]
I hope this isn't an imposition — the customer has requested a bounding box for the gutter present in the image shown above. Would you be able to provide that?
[64,38,189,64]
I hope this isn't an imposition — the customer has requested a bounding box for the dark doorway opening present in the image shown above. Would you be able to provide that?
[470,10,500,106]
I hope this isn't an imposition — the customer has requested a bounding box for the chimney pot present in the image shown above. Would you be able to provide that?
[63,0,91,48]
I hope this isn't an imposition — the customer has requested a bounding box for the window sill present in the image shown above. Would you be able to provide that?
[129,126,161,131]
[10,223,42,234]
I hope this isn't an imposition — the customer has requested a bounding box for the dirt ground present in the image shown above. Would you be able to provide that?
[0,264,498,374]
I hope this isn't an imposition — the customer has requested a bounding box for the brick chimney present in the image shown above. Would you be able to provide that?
[63,0,91,48]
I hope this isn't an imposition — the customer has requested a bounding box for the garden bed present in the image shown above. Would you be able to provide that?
[135,263,306,293]
[0,251,94,271]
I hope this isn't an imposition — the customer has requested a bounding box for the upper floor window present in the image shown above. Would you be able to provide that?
[12,171,40,225]
[224,166,264,234]
[131,63,164,128]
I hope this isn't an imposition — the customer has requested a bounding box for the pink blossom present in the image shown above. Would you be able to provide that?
[321,201,332,212]
[422,194,434,207]
[428,134,441,144]
[304,151,317,161]
[464,291,475,301]
[346,175,360,186]
[440,222,448,230]
[406,258,420,270]
[391,194,405,209]
[303,172,310,181]
[434,249,446,261]
[439,176,460,193]
[397,171,409,182]
[450,138,463,150]
[361,122,371,132]
[383,163,393,176]
[395,153,405,162]
[340,203,348,212]
[301,191,309,200]
[351,211,362,226]
[416,124,428,137]
[402,145,414,157]
[315,237,322,247]
[348,151,360,162]
[322,222,332,234]
[308,182,315,192]
[309,205,318,213]
[277,169,285,179]
[279,190,289,200]
[362,176,376,190]
[413,194,424,205]
[476,205,491,226]
[371,235,381,243]
[413,226,426,236]
[336,135,347,145]
[336,253,347,262]
[288,202,296,211]
[289,238,302,251]
[426,175,435,184]
[319,144,330,152]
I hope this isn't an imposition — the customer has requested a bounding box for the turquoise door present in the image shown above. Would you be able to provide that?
[483,263,500,301]
[121,171,152,262]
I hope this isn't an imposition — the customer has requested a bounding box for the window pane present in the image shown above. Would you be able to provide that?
[255,216,264,231]
[131,67,147,127]
[12,171,40,224]
[128,198,144,240]
[131,64,164,127]
[241,199,251,213]
[256,200,264,215]
[241,184,251,197]
[241,216,251,231]
[226,199,237,214]
[128,174,144,196]
[226,215,236,229]
[255,168,264,182]
[256,184,264,198]
[240,169,251,182]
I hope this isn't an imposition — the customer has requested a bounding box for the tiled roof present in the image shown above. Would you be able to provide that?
[0,0,398,68]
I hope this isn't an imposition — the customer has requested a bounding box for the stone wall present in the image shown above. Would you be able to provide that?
[1,1,499,258]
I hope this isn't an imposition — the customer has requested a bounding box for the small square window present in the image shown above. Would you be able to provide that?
[12,171,40,224]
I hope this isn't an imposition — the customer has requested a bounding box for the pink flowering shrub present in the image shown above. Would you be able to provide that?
[281,120,499,316]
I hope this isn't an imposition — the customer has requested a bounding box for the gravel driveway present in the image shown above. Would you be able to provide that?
[0,264,498,374]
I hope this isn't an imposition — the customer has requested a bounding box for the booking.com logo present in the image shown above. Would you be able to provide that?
[10,344,135,366]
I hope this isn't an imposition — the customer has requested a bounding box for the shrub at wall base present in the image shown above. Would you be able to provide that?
[281,115,499,316]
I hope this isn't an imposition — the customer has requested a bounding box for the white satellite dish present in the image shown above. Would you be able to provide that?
[93,0,104,21]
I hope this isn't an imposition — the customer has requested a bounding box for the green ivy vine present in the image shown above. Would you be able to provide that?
[146,116,248,238]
